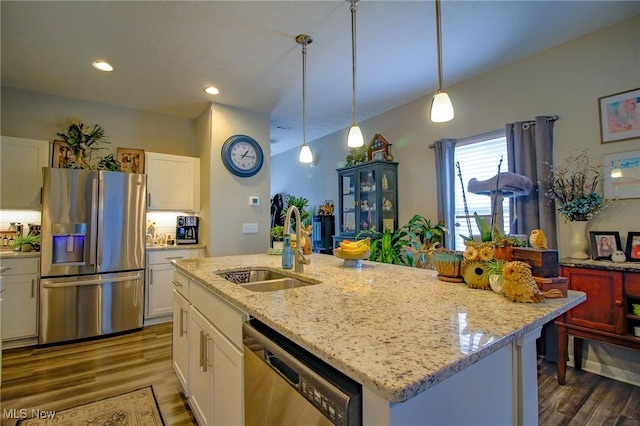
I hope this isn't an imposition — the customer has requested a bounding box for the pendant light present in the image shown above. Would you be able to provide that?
[296,34,314,164]
[430,0,454,123]
[347,0,364,147]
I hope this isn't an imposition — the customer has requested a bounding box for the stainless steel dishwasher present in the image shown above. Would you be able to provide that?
[243,319,362,426]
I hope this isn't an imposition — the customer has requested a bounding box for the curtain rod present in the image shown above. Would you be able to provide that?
[522,115,559,129]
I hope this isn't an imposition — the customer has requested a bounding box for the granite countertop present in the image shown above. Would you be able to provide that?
[146,244,206,251]
[560,258,640,272]
[0,250,40,259]
[173,253,585,403]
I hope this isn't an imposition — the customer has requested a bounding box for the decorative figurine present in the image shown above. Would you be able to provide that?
[382,174,389,190]
[529,229,548,250]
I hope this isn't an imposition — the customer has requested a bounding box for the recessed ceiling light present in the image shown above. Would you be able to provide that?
[92,60,113,72]
[204,86,220,95]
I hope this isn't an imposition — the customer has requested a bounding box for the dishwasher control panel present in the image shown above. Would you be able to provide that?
[301,377,346,424]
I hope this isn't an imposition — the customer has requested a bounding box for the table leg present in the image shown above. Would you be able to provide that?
[573,337,584,371]
[556,322,568,385]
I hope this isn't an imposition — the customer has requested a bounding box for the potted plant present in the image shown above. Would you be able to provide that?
[56,119,108,169]
[270,225,285,250]
[402,215,448,269]
[10,235,40,252]
[357,226,421,265]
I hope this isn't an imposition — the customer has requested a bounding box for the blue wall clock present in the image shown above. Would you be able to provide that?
[221,135,264,178]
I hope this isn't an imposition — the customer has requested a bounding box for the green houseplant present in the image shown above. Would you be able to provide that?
[10,235,40,252]
[270,225,285,249]
[56,119,109,169]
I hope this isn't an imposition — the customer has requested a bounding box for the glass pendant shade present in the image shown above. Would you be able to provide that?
[299,143,313,163]
[430,90,454,123]
[347,124,364,148]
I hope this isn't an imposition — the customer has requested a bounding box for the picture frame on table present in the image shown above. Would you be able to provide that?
[51,140,73,168]
[589,231,622,260]
[367,134,391,162]
[598,87,640,144]
[626,231,640,262]
[117,147,145,173]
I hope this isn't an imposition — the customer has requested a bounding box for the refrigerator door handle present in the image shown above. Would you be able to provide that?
[42,272,143,289]
[89,177,99,266]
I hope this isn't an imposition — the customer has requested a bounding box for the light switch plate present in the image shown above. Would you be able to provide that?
[242,223,259,234]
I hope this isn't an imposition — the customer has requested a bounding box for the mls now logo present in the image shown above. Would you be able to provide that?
[3,408,56,420]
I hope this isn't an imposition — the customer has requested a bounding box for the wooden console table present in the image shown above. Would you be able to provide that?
[556,259,640,385]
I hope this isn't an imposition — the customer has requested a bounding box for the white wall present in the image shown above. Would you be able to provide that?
[272,16,640,382]
[1,87,196,157]
[197,103,271,256]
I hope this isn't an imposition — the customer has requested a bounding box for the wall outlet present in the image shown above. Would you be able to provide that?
[242,223,259,234]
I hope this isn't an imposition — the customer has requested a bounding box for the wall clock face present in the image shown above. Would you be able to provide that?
[221,135,264,178]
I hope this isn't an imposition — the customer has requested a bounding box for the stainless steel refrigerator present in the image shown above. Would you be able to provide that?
[39,168,146,344]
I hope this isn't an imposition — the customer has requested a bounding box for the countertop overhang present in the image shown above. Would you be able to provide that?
[173,253,585,403]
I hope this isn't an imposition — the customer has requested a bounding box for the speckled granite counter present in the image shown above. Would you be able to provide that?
[173,253,585,403]
[0,250,40,259]
[146,244,206,252]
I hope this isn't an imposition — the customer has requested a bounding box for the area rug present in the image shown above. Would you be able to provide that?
[17,386,164,426]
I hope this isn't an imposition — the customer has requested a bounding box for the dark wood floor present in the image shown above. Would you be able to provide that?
[2,324,639,425]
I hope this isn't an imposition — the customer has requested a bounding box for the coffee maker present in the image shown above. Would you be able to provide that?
[176,216,199,245]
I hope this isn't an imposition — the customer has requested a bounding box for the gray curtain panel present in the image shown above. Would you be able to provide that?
[433,138,457,249]
[505,116,558,249]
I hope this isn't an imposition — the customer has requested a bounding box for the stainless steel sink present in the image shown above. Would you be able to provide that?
[216,268,319,292]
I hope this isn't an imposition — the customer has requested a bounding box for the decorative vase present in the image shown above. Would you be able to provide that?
[433,250,464,282]
[272,240,284,250]
[568,220,590,259]
[21,243,32,252]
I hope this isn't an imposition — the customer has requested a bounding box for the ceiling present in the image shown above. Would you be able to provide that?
[2,1,639,156]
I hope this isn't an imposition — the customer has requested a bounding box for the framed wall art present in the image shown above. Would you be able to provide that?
[367,134,391,162]
[589,231,621,261]
[603,149,640,199]
[117,147,145,174]
[626,231,640,262]
[51,140,73,168]
[598,87,640,143]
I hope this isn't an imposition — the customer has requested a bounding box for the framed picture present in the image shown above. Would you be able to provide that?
[51,140,73,168]
[589,231,622,260]
[117,148,145,173]
[367,134,391,162]
[383,218,395,233]
[603,150,640,199]
[626,232,640,262]
[598,87,640,143]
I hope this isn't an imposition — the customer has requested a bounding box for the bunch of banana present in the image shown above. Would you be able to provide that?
[336,237,371,258]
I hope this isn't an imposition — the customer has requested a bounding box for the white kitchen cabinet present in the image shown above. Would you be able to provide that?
[145,248,204,324]
[0,136,49,210]
[145,152,200,212]
[0,258,39,342]
[173,289,190,396]
[189,306,244,426]
[173,268,247,426]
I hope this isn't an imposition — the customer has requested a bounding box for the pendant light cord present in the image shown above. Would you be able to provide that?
[435,0,443,92]
[302,39,308,144]
[350,0,358,126]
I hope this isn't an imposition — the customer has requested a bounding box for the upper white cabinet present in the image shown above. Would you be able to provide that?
[1,136,49,210]
[146,152,200,212]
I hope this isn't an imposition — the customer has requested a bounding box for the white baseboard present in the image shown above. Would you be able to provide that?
[568,355,640,387]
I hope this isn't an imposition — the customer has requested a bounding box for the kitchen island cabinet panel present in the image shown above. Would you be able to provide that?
[0,136,49,210]
[173,289,190,396]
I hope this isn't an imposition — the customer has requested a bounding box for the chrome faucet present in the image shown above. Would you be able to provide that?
[284,206,310,272]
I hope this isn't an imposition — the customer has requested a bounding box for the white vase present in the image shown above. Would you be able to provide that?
[272,241,284,250]
[568,220,589,259]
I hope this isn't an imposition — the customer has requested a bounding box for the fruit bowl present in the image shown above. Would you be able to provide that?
[334,248,371,260]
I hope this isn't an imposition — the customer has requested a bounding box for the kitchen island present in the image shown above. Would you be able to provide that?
[173,253,585,425]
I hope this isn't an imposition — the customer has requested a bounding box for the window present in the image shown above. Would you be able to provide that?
[453,131,509,250]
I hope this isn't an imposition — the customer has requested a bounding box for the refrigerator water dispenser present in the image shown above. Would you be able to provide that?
[51,223,87,265]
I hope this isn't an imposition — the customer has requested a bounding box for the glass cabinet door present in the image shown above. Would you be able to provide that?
[358,169,377,233]
[380,167,396,232]
[340,172,356,234]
